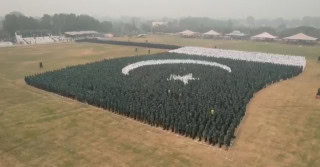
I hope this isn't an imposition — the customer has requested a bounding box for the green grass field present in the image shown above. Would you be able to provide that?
[0,37,320,167]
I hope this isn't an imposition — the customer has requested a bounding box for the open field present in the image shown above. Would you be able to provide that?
[0,39,320,167]
[115,35,320,61]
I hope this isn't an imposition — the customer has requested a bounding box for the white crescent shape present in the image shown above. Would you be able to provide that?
[122,59,232,75]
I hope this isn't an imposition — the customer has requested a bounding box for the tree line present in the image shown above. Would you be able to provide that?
[1,12,320,40]
[1,12,112,37]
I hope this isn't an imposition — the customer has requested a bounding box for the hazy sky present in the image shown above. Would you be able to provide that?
[1,0,320,19]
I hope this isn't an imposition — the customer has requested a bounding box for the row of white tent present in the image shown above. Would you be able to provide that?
[178,30,245,38]
[252,32,318,41]
[178,30,318,41]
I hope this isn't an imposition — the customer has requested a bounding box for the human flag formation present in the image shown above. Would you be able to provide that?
[25,47,305,147]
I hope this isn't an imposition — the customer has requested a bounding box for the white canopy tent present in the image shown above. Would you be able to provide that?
[251,32,277,40]
[203,30,221,37]
[284,33,317,41]
[225,30,247,40]
[283,33,318,44]
[178,30,199,38]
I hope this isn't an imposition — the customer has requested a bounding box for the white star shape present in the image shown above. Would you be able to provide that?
[167,73,199,85]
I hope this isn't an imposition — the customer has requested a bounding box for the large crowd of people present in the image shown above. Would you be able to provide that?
[170,47,306,70]
[25,51,303,147]
[122,59,232,75]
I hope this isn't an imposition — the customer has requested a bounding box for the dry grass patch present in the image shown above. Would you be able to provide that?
[0,41,319,167]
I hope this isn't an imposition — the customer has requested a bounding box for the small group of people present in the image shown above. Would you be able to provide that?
[135,48,151,54]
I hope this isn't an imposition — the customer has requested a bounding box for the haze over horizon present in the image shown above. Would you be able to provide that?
[1,0,320,19]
